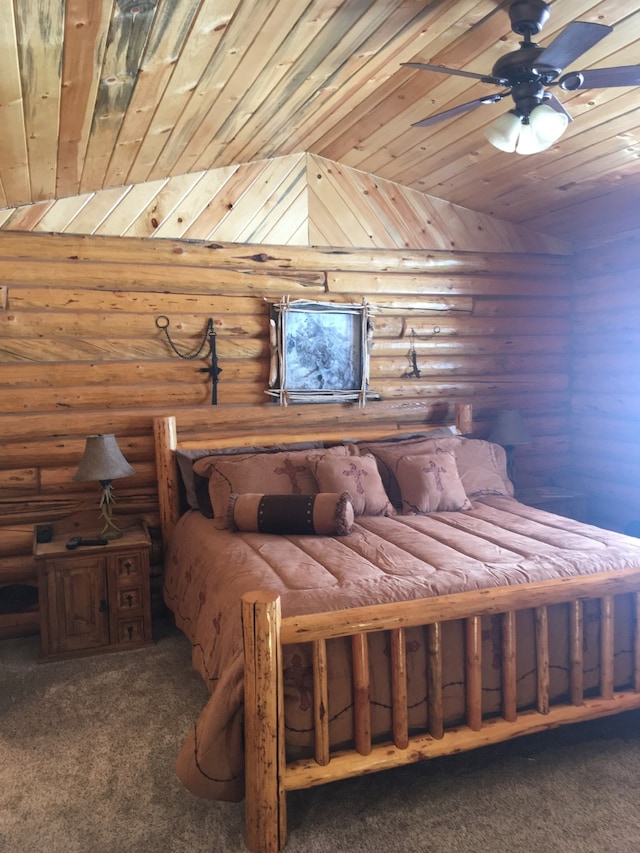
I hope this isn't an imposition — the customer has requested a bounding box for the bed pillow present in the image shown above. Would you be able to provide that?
[228,492,354,535]
[359,434,460,508]
[308,452,395,517]
[178,440,323,514]
[194,445,353,528]
[395,451,472,514]
[453,439,514,497]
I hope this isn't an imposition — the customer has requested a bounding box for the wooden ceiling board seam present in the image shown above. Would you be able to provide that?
[56,0,114,200]
[94,178,170,236]
[62,185,134,235]
[485,135,640,223]
[0,0,30,204]
[222,0,415,168]
[309,156,404,247]
[227,154,309,244]
[214,156,310,244]
[146,0,284,182]
[122,170,207,238]
[255,188,309,246]
[210,0,443,168]
[33,193,95,234]
[79,0,159,194]
[2,200,55,232]
[342,167,428,251]
[124,0,239,186]
[307,183,360,249]
[103,0,203,188]
[151,164,240,238]
[309,157,400,248]
[180,159,276,240]
[183,0,341,176]
[277,0,469,159]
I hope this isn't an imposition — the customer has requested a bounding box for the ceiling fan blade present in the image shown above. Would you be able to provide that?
[535,22,612,73]
[543,92,573,122]
[412,93,505,128]
[559,65,640,91]
[401,62,508,87]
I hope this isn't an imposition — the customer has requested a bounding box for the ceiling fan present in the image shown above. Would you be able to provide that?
[402,0,640,154]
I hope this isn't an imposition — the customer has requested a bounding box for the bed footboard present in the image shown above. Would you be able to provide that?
[242,569,640,853]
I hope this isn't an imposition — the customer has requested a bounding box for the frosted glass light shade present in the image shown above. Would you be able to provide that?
[485,104,569,155]
[528,103,569,145]
[484,111,521,152]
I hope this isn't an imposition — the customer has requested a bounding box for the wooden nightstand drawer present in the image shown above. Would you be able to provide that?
[116,617,146,645]
[115,586,144,611]
[114,551,144,582]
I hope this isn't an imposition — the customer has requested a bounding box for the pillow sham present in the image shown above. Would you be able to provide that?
[228,492,354,535]
[359,434,460,508]
[178,440,324,514]
[308,452,395,517]
[453,439,514,497]
[194,444,353,528]
[395,451,472,514]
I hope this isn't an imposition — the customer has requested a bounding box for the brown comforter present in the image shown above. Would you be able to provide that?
[163,497,640,801]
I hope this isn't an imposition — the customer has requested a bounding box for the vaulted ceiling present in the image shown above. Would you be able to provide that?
[2,0,639,248]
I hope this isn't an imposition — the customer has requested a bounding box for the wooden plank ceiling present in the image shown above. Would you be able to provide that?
[0,0,639,248]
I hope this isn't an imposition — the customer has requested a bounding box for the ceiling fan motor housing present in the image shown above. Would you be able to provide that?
[509,0,550,36]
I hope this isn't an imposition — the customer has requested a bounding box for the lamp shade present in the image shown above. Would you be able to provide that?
[485,103,569,155]
[73,434,135,483]
[484,110,521,152]
[489,410,531,447]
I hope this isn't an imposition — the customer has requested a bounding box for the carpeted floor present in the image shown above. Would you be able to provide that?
[2,619,640,853]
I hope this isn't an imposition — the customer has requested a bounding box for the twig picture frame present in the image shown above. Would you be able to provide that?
[267,298,373,405]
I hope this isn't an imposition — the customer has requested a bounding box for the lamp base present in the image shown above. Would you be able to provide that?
[101,528,123,541]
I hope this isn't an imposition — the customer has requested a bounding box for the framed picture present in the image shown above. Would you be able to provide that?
[267,298,373,405]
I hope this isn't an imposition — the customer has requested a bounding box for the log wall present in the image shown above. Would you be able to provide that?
[0,231,572,638]
[571,234,640,533]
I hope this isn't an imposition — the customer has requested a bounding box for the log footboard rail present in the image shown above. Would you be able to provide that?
[242,569,640,853]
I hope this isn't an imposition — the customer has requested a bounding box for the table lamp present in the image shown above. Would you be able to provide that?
[73,434,135,539]
[489,409,531,485]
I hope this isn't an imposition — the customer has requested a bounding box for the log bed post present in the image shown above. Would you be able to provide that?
[154,415,180,550]
[242,590,287,853]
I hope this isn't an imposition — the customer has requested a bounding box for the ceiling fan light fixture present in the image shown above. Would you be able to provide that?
[528,102,569,144]
[485,102,569,155]
[483,110,521,152]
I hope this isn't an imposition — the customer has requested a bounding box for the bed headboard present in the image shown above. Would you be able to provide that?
[153,402,473,550]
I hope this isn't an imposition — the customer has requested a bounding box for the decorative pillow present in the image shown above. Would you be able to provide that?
[453,439,514,497]
[359,435,460,508]
[308,452,395,517]
[194,445,352,528]
[228,492,354,535]
[395,451,472,514]
[179,440,324,515]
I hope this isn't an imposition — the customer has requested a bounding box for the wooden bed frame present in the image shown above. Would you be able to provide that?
[153,406,640,853]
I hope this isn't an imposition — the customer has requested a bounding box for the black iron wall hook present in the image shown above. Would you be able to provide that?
[156,315,222,405]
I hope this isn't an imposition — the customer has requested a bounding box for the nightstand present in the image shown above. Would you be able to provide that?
[516,486,588,522]
[33,524,152,661]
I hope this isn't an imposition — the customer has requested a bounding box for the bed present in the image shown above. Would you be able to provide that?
[153,405,640,853]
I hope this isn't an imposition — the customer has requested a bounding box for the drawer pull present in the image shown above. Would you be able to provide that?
[99,598,108,613]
